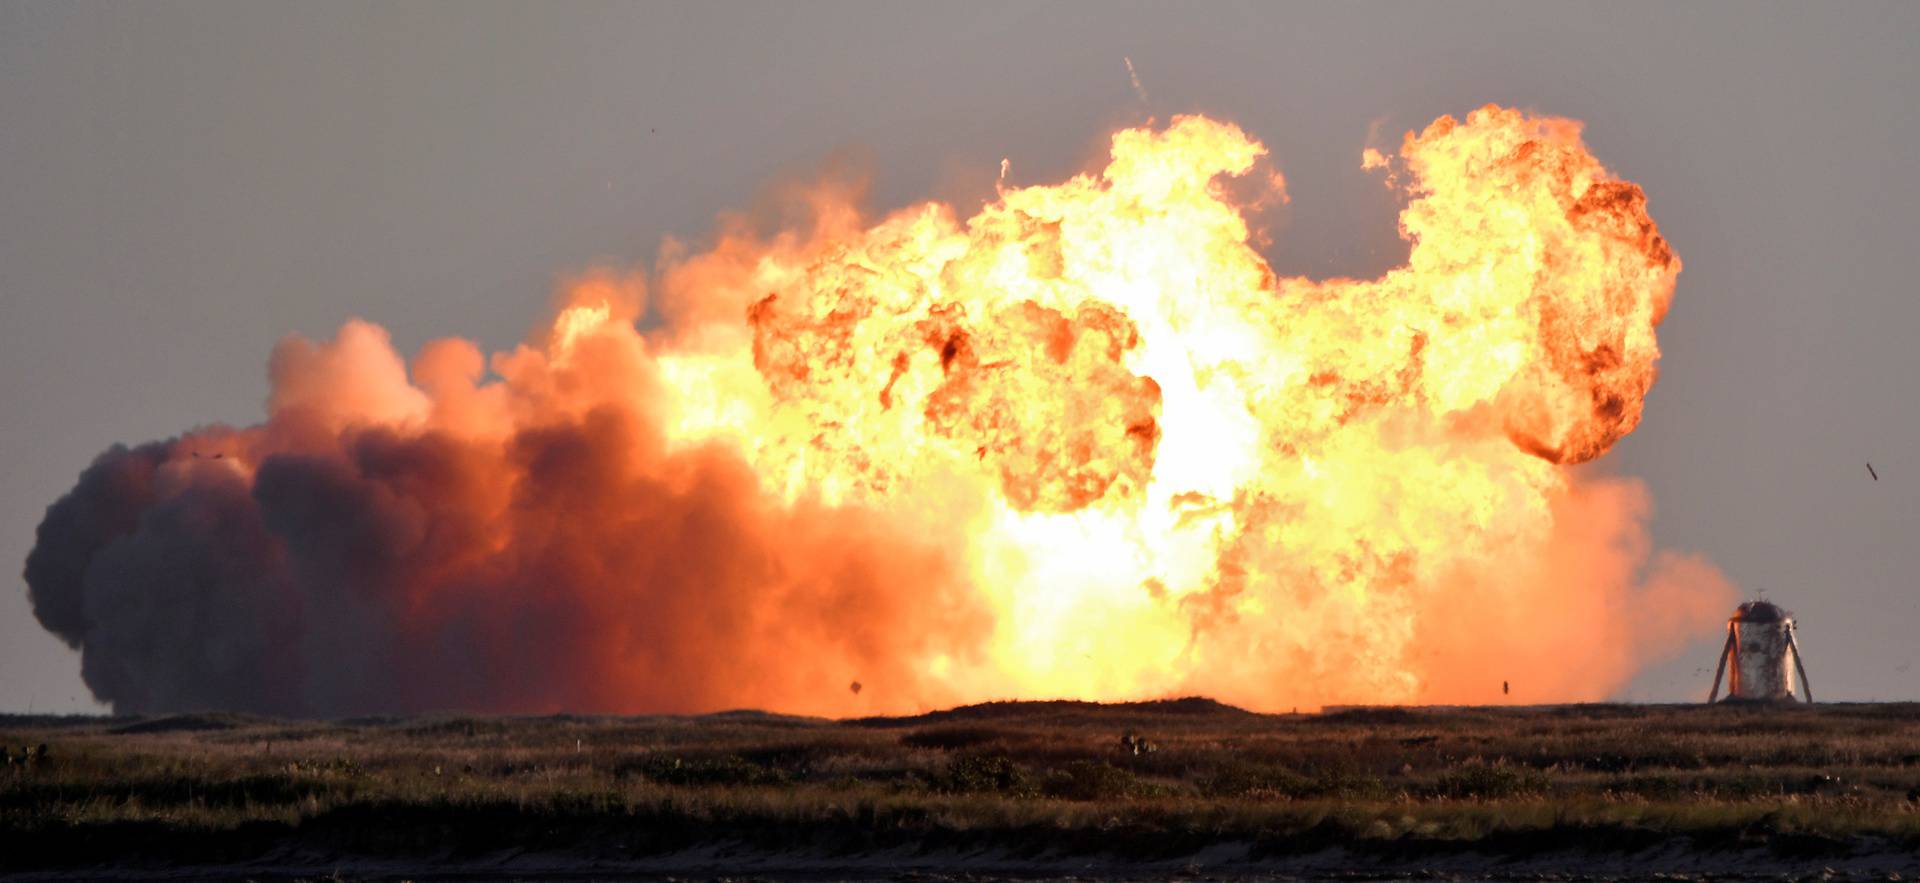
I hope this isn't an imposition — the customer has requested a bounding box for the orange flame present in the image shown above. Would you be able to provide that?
[643,105,1727,709]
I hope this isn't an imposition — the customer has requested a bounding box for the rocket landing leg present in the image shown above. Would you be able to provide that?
[1707,626,1735,703]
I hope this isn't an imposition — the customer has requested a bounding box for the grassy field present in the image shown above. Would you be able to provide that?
[5,699,1920,876]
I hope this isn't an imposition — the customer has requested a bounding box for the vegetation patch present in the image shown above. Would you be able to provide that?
[7,701,1920,870]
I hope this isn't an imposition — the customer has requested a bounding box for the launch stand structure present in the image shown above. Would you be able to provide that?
[1708,600,1811,703]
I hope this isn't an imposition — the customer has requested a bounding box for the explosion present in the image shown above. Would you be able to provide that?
[26,106,1731,716]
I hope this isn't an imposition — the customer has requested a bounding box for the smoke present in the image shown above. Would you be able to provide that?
[26,107,1732,716]
[27,307,989,716]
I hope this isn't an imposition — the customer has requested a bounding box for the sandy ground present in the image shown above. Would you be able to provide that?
[4,840,1916,882]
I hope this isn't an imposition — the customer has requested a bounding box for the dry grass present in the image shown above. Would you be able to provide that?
[5,699,1920,868]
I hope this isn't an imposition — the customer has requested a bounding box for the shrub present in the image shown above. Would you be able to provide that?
[1421,763,1546,800]
[1043,760,1149,801]
[924,754,1036,796]
[617,753,787,787]
[1198,761,1313,799]
[901,727,1008,751]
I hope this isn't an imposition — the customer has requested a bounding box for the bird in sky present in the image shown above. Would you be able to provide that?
[1867,462,1879,481]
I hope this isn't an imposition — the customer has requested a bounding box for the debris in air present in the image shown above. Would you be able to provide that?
[1124,57,1149,104]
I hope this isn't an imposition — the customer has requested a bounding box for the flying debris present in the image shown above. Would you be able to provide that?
[1123,56,1149,103]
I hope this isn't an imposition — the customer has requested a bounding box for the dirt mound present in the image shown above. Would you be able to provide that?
[853,696,1255,728]
[109,713,266,735]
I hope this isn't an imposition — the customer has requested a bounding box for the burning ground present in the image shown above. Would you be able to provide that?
[25,106,1731,717]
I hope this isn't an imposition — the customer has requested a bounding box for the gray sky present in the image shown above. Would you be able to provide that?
[3,1,1916,713]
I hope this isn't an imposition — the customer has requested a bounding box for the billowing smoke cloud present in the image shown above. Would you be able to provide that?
[26,107,1732,716]
[27,308,989,716]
